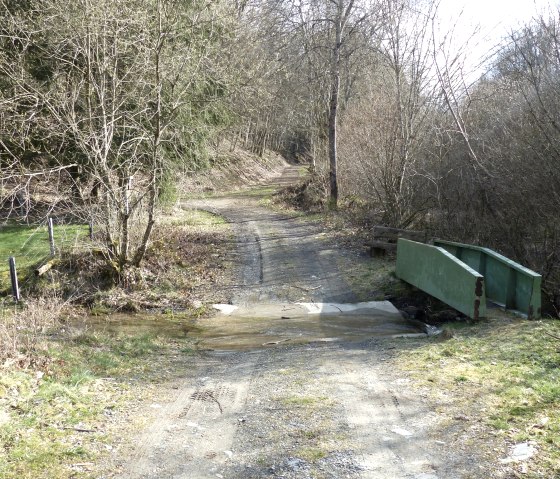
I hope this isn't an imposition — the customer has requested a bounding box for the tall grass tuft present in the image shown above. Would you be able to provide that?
[0,297,62,366]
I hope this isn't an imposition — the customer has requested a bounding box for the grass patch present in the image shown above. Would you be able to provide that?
[139,207,233,308]
[0,297,63,363]
[396,314,560,478]
[168,209,227,227]
[0,326,193,479]
[296,446,327,462]
[0,224,89,291]
[293,428,323,440]
[337,255,398,301]
[280,395,331,408]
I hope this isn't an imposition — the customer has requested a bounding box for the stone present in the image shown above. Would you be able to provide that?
[286,457,307,470]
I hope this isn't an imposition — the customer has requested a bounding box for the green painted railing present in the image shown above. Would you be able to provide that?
[396,239,486,320]
[433,240,541,319]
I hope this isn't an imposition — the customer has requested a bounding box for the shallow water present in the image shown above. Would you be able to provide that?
[67,313,198,339]
[194,312,426,350]
[69,302,427,351]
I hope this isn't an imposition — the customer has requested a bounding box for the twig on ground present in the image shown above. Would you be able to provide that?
[292,285,321,291]
[262,338,291,346]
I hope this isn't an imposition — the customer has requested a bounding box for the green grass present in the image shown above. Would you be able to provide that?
[0,224,89,290]
[280,395,332,408]
[296,446,327,461]
[397,314,560,478]
[231,185,277,199]
[169,209,227,227]
[0,329,193,478]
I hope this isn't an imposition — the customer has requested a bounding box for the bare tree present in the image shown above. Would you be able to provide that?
[298,0,375,206]
[0,0,231,279]
[232,1,376,206]
[339,0,440,225]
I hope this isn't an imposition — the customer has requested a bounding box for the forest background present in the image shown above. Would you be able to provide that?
[1,0,559,314]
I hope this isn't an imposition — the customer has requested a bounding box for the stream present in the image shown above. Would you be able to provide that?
[69,301,428,351]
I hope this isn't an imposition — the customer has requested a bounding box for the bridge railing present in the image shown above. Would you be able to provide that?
[433,240,541,319]
[396,239,487,320]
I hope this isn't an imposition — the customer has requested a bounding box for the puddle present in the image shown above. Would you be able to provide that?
[194,313,426,350]
[67,302,427,351]
[66,313,199,339]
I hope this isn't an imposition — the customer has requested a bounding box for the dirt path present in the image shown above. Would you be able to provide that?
[187,166,357,305]
[113,165,488,479]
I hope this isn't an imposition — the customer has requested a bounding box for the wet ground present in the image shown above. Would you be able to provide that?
[74,301,427,352]
[197,302,428,350]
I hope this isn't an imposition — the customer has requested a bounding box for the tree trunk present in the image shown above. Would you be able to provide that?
[328,73,340,206]
[328,3,344,208]
[133,0,163,268]
[132,180,156,267]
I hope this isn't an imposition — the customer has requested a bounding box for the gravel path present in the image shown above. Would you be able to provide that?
[186,166,357,304]
[113,165,487,479]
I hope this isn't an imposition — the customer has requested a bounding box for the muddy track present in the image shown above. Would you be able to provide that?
[113,165,494,479]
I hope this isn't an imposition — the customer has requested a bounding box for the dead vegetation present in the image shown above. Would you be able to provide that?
[25,209,235,315]
[180,140,288,196]
[0,296,63,366]
[274,171,330,212]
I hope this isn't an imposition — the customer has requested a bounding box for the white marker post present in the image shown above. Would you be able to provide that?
[48,217,55,256]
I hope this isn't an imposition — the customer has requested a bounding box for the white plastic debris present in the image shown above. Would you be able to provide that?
[213,304,239,315]
[500,442,537,463]
[391,426,413,437]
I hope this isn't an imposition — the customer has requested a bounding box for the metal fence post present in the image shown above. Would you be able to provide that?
[9,257,20,302]
[48,217,55,256]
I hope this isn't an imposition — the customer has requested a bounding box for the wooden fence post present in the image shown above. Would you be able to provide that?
[89,219,94,240]
[9,257,20,302]
[48,217,55,256]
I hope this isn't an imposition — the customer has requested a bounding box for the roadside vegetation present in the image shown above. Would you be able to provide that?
[395,314,560,478]
[0,317,195,479]
[0,224,89,291]
[1,208,233,312]
[0,207,233,478]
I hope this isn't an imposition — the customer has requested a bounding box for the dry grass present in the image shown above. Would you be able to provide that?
[180,140,288,197]
[0,297,63,366]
